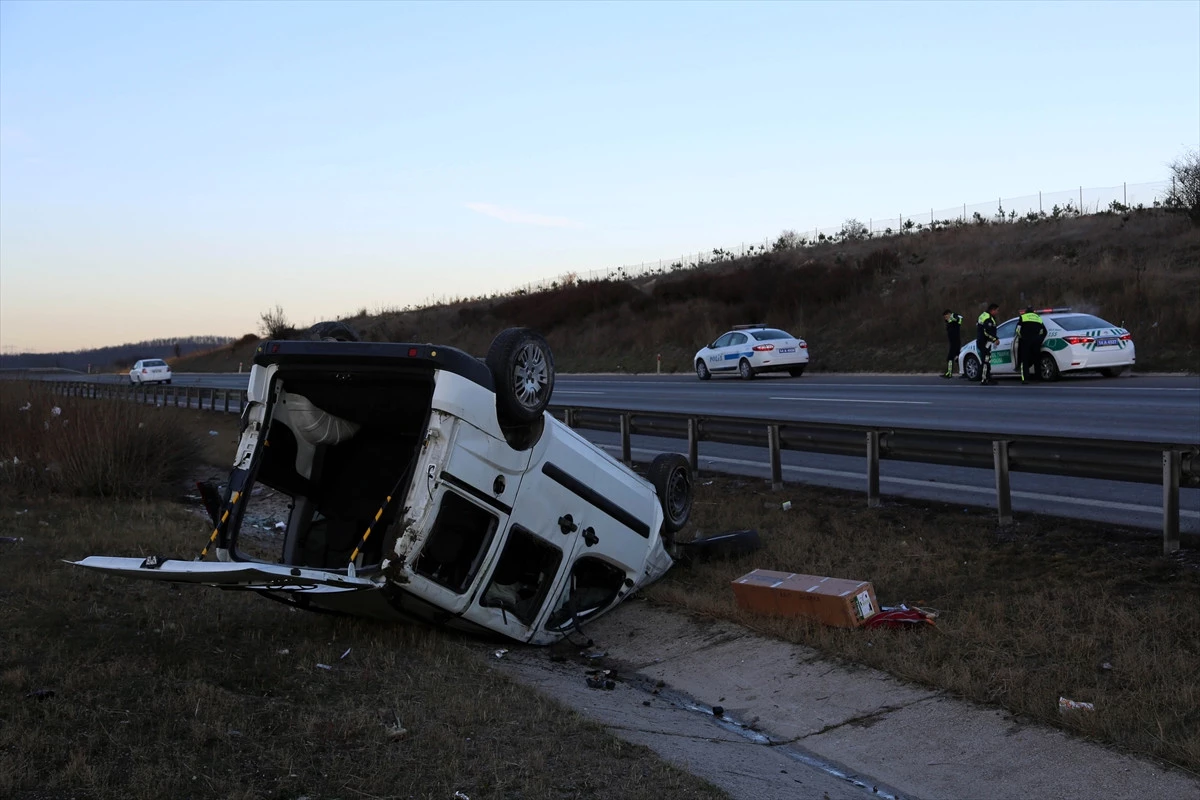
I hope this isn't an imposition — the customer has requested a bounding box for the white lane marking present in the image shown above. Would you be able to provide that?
[769,396,931,405]
[602,446,1200,519]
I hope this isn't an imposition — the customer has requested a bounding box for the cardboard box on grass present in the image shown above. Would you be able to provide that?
[731,569,878,628]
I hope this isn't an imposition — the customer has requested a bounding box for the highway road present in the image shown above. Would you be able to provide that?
[66,370,1200,443]
[39,371,1200,533]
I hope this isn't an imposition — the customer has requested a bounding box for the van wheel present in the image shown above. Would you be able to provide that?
[649,454,693,537]
[306,321,360,342]
[1039,353,1061,381]
[963,354,981,382]
[486,328,555,425]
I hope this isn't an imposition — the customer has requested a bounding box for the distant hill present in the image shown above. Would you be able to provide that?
[0,336,236,373]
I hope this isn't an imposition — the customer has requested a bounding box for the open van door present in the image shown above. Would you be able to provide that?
[69,557,407,619]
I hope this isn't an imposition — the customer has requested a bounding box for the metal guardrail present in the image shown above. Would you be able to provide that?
[38,382,1194,554]
[549,405,1197,555]
[48,380,249,415]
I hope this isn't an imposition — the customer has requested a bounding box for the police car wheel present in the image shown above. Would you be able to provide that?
[738,359,755,380]
[1038,353,1060,381]
[788,365,806,378]
[305,321,360,342]
[486,327,556,425]
[649,453,693,536]
[963,355,981,382]
[695,360,711,381]
[1100,367,1124,378]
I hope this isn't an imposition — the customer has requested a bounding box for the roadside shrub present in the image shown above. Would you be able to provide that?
[0,383,201,499]
[258,304,297,339]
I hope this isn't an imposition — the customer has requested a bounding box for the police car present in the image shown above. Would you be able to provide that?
[958,308,1135,381]
[694,324,810,380]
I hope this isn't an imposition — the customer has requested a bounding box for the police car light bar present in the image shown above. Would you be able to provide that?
[732,323,768,330]
[1035,307,1073,313]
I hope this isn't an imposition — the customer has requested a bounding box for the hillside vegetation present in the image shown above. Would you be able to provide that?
[180,209,1199,374]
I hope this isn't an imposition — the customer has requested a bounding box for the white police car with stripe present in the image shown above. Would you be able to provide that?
[958,308,1135,381]
[694,324,810,380]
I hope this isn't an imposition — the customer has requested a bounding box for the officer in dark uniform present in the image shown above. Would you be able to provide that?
[976,303,1000,385]
[941,309,963,378]
[1015,306,1047,382]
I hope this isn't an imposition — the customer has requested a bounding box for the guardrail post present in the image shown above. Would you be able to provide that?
[866,431,880,508]
[994,440,1013,525]
[620,413,632,466]
[687,418,699,475]
[1163,450,1181,554]
[223,390,230,414]
[564,408,576,428]
[768,424,783,491]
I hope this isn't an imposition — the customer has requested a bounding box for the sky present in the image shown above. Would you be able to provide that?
[1,0,1197,354]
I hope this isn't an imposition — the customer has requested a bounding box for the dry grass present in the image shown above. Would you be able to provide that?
[0,383,202,499]
[652,476,1200,772]
[0,499,724,800]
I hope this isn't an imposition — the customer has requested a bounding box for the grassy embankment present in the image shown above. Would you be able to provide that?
[0,384,723,800]
[3,386,1198,785]
[177,209,1198,375]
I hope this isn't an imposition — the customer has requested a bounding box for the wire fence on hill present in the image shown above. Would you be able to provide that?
[506,179,1174,295]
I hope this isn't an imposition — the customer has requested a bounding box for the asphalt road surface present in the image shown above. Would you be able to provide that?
[41,371,1200,533]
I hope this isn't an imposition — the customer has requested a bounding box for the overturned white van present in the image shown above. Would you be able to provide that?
[74,327,694,644]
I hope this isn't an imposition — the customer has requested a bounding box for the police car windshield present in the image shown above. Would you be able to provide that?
[750,329,793,341]
[1051,314,1112,331]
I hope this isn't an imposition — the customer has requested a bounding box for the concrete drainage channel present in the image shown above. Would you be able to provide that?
[489,601,1200,800]
[494,638,906,800]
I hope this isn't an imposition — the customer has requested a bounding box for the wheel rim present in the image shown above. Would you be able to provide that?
[965,357,979,380]
[665,466,692,520]
[696,361,708,378]
[1040,355,1055,380]
[511,343,550,410]
[740,361,751,378]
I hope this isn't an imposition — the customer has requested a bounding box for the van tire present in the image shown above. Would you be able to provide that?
[486,328,555,425]
[649,453,693,536]
[306,321,360,342]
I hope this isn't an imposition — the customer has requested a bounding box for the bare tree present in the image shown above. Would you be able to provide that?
[839,218,868,240]
[1166,148,1200,223]
[258,305,295,339]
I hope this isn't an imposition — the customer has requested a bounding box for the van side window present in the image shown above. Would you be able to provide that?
[414,491,499,594]
[480,526,562,625]
[544,557,627,631]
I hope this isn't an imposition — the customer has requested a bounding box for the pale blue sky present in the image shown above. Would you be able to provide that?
[1,0,1197,353]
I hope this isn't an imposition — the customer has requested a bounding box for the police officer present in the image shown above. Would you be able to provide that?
[941,309,963,378]
[976,303,1000,385]
[1015,306,1047,382]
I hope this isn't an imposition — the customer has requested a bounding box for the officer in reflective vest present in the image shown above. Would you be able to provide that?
[976,303,1000,385]
[942,309,963,378]
[1015,306,1047,382]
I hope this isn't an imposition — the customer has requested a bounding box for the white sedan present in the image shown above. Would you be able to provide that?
[694,325,809,380]
[958,309,1135,381]
[129,359,172,385]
